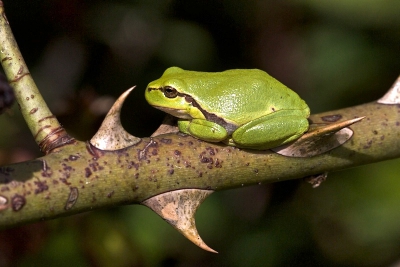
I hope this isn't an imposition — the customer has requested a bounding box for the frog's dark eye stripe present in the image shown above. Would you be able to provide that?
[0,72,14,114]
[163,86,178,98]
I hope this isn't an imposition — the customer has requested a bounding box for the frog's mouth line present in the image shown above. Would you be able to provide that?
[153,105,192,120]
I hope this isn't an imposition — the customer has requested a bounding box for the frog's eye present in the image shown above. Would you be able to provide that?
[163,86,178,98]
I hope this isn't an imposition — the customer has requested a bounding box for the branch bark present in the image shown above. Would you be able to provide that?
[0,98,399,228]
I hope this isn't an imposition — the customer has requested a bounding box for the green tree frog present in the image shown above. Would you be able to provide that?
[145,67,310,150]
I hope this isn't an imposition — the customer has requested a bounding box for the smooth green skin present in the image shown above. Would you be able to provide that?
[145,67,310,150]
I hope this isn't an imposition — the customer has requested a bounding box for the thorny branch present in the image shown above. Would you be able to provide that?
[0,0,399,251]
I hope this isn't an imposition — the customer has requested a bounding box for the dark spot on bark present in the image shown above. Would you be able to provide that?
[161,138,172,144]
[11,194,25,211]
[373,130,378,135]
[254,169,259,174]
[215,159,222,168]
[168,169,174,175]
[62,163,73,172]
[151,149,158,156]
[107,191,114,198]
[59,178,71,185]
[29,107,38,114]
[200,156,213,164]
[1,186,9,192]
[134,173,139,179]
[206,147,215,155]
[34,180,48,194]
[174,150,181,156]
[65,187,78,210]
[41,167,53,178]
[321,114,342,122]
[198,171,203,177]
[363,140,373,149]
[89,162,100,172]
[85,167,92,178]
[380,135,385,140]
[127,161,139,170]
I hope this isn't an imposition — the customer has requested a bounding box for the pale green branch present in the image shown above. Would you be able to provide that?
[0,1,73,153]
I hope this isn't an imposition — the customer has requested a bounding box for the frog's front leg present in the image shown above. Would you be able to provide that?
[178,119,228,142]
[232,110,309,150]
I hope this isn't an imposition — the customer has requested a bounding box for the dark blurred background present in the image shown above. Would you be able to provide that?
[1,0,400,266]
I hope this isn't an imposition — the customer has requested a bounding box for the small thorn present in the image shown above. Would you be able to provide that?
[142,189,217,253]
[90,87,141,150]
[377,75,400,104]
[150,114,179,137]
[272,117,365,157]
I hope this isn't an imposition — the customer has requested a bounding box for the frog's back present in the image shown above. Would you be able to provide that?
[179,69,309,125]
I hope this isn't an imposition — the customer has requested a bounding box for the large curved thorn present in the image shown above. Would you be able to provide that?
[90,87,141,150]
[142,189,217,253]
[272,117,365,157]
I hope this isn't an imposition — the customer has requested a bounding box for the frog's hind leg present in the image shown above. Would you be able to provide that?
[232,111,309,150]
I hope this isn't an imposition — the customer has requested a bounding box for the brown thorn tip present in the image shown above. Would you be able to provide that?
[142,189,217,253]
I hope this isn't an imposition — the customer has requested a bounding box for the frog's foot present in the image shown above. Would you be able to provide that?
[179,119,228,143]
